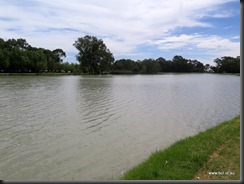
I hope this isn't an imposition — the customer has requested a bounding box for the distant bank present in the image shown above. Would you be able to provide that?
[0,72,240,76]
[0,72,74,76]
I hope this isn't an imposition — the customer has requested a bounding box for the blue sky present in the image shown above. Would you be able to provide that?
[0,0,240,65]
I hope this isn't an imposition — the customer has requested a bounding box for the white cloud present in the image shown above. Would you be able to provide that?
[152,33,240,64]
[231,36,240,40]
[0,0,239,63]
[224,26,233,29]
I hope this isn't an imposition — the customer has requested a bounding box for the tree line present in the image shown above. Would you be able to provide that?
[0,38,80,73]
[110,55,240,74]
[111,57,205,74]
[0,36,240,74]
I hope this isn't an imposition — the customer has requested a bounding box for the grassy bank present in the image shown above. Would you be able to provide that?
[121,115,240,180]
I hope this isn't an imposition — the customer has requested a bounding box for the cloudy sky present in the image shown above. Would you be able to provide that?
[0,0,240,65]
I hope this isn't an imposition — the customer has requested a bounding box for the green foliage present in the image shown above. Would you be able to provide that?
[61,62,80,73]
[0,48,10,71]
[0,38,5,49]
[141,59,160,74]
[214,56,240,73]
[112,56,206,74]
[0,38,66,73]
[156,57,171,72]
[52,48,66,63]
[73,35,114,74]
[27,49,47,72]
[112,59,138,74]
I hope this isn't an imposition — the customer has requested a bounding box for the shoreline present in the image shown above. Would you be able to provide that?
[0,72,240,76]
[0,72,75,76]
[121,115,240,180]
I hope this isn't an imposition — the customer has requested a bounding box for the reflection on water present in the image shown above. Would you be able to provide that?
[0,74,240,180]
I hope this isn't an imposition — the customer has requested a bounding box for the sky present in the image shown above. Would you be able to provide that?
[0,0,240,65]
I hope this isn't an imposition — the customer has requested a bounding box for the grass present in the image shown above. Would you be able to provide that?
[121,115,240,180]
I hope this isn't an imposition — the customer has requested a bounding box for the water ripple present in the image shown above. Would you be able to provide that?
[0,74,240,180]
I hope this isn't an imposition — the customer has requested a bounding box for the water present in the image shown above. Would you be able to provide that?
[0,74,240,180]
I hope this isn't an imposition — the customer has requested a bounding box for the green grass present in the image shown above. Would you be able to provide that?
[121,115,240,180]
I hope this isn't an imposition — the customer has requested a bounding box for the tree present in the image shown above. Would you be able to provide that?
[141,59,160,74]
[73,35,114,74]
[61,62,78,73]
[44,49,56,71]
[0,49,10,71]
[99,51,114,73]
[42,48,66,72]
[8,48,24,72]
[214,56,240,73]
[0,38,5,49]
[187,59,204,72]
[0,37,68,73]
[5,38,29,50]
[204,64,212,72]
[172,55,188,72]
[112,59,136,74]
[27,49,47,72]
[52,49,66,63]
[156,57,172,72]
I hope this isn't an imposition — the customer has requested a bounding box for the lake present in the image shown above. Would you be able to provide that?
[0,74,240,180]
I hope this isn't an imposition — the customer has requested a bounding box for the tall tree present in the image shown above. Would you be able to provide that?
[172,55,188,72]
[52,48,66,63]
[214,56,240,73]
[73,35,114,74]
